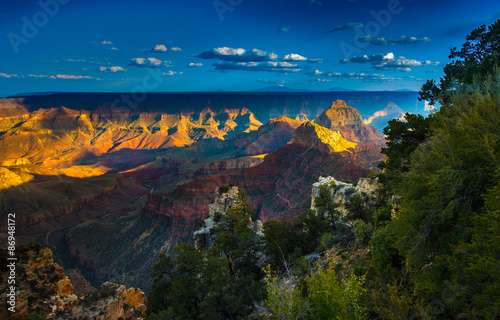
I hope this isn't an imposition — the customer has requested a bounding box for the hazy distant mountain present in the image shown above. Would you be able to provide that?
[252,86,314,92]
[327,87,357,91]
[8,91,63,97]
[253,86,356,92]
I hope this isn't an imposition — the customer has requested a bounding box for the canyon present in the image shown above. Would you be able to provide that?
[0,92,401,292]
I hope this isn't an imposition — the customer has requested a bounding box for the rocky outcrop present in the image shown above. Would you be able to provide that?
[59,282,146,320]
[314,100,385,146]
[293,121,357,153]
[0,245,76,317]
[0,245,145,319]
[234,116,301,156]
[194,186,263,251]
[194,156,265,177]
[311,176,380,215]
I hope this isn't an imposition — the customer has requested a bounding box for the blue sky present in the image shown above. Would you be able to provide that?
[0,0,499,96]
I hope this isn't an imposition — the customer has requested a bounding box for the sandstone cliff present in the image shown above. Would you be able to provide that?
[314,100,385,146]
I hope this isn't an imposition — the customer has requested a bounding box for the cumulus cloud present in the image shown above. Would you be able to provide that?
[1,73,100,80]
[129,57,170,68]
[340,52,439,72]
[325,22,363,33]
[197,47,278,62]
[100,66,126,72]
[357,35,431,46]
[53,74,97,79]
[163,70,183,76]
[110,47,118,50]
[307,58,324,63]
[150,44,167,53]
[311,69,401,81]
[171,47,182,51]
[0,73,20,78]
[197,47,321,65]
[282,53,307,61]
[188,63,203,67]
[54,59,87,63]
[214,61,302,73]
[27,74,101,80]
[102,40,112,45]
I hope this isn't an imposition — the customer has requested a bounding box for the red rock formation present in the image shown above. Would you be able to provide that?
[313,100,385,146]
[143,119,383,223]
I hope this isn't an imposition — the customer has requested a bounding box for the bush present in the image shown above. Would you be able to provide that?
[306,261,366,320]
[353,221,374,244]
[319,232,336,251]
[264,265,310,320]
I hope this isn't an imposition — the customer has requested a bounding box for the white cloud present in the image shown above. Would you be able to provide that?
[102,40,112,45]
[188,63,203,67]
[26,74,100,80]
[151,44,168,53]
[0,73,20,78]
[340,52,439,72]
[163,70,183,76]
[311,69,401,81]
[54,74,98,79]
[358,35,431,46]
[100,66,126,72]
[282,53,307,61]
[214,61,302,73]
[129,57,169,68]
[197,47,278,62]
[110,47,118,50]
[197,47,322,65]
[171,47,182,51]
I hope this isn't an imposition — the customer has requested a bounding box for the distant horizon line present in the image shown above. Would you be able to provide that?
[3,89,418,98]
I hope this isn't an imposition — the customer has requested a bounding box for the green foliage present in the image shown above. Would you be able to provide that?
[371,282,426,320]
[314,185,341,223]
[264,265,310,320]
[378,113,433,175]
[368,73,500,318]
[441,183,500,318]
[394,76,500,270]
[296,209,333,250]
[372,199,392,227]
[306,261,366,320]
[369,225,402,273]
[147,190,265,319]
[23,312,47,320]
[352,221,373,244]
[346,194,372,222]
[319,232,336,251]
[263,207,335,268]
[263,219,304,268]
[419,19,500,105]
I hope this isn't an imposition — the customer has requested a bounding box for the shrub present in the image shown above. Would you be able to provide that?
[353,221,374,244]
[306,261,366,320]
